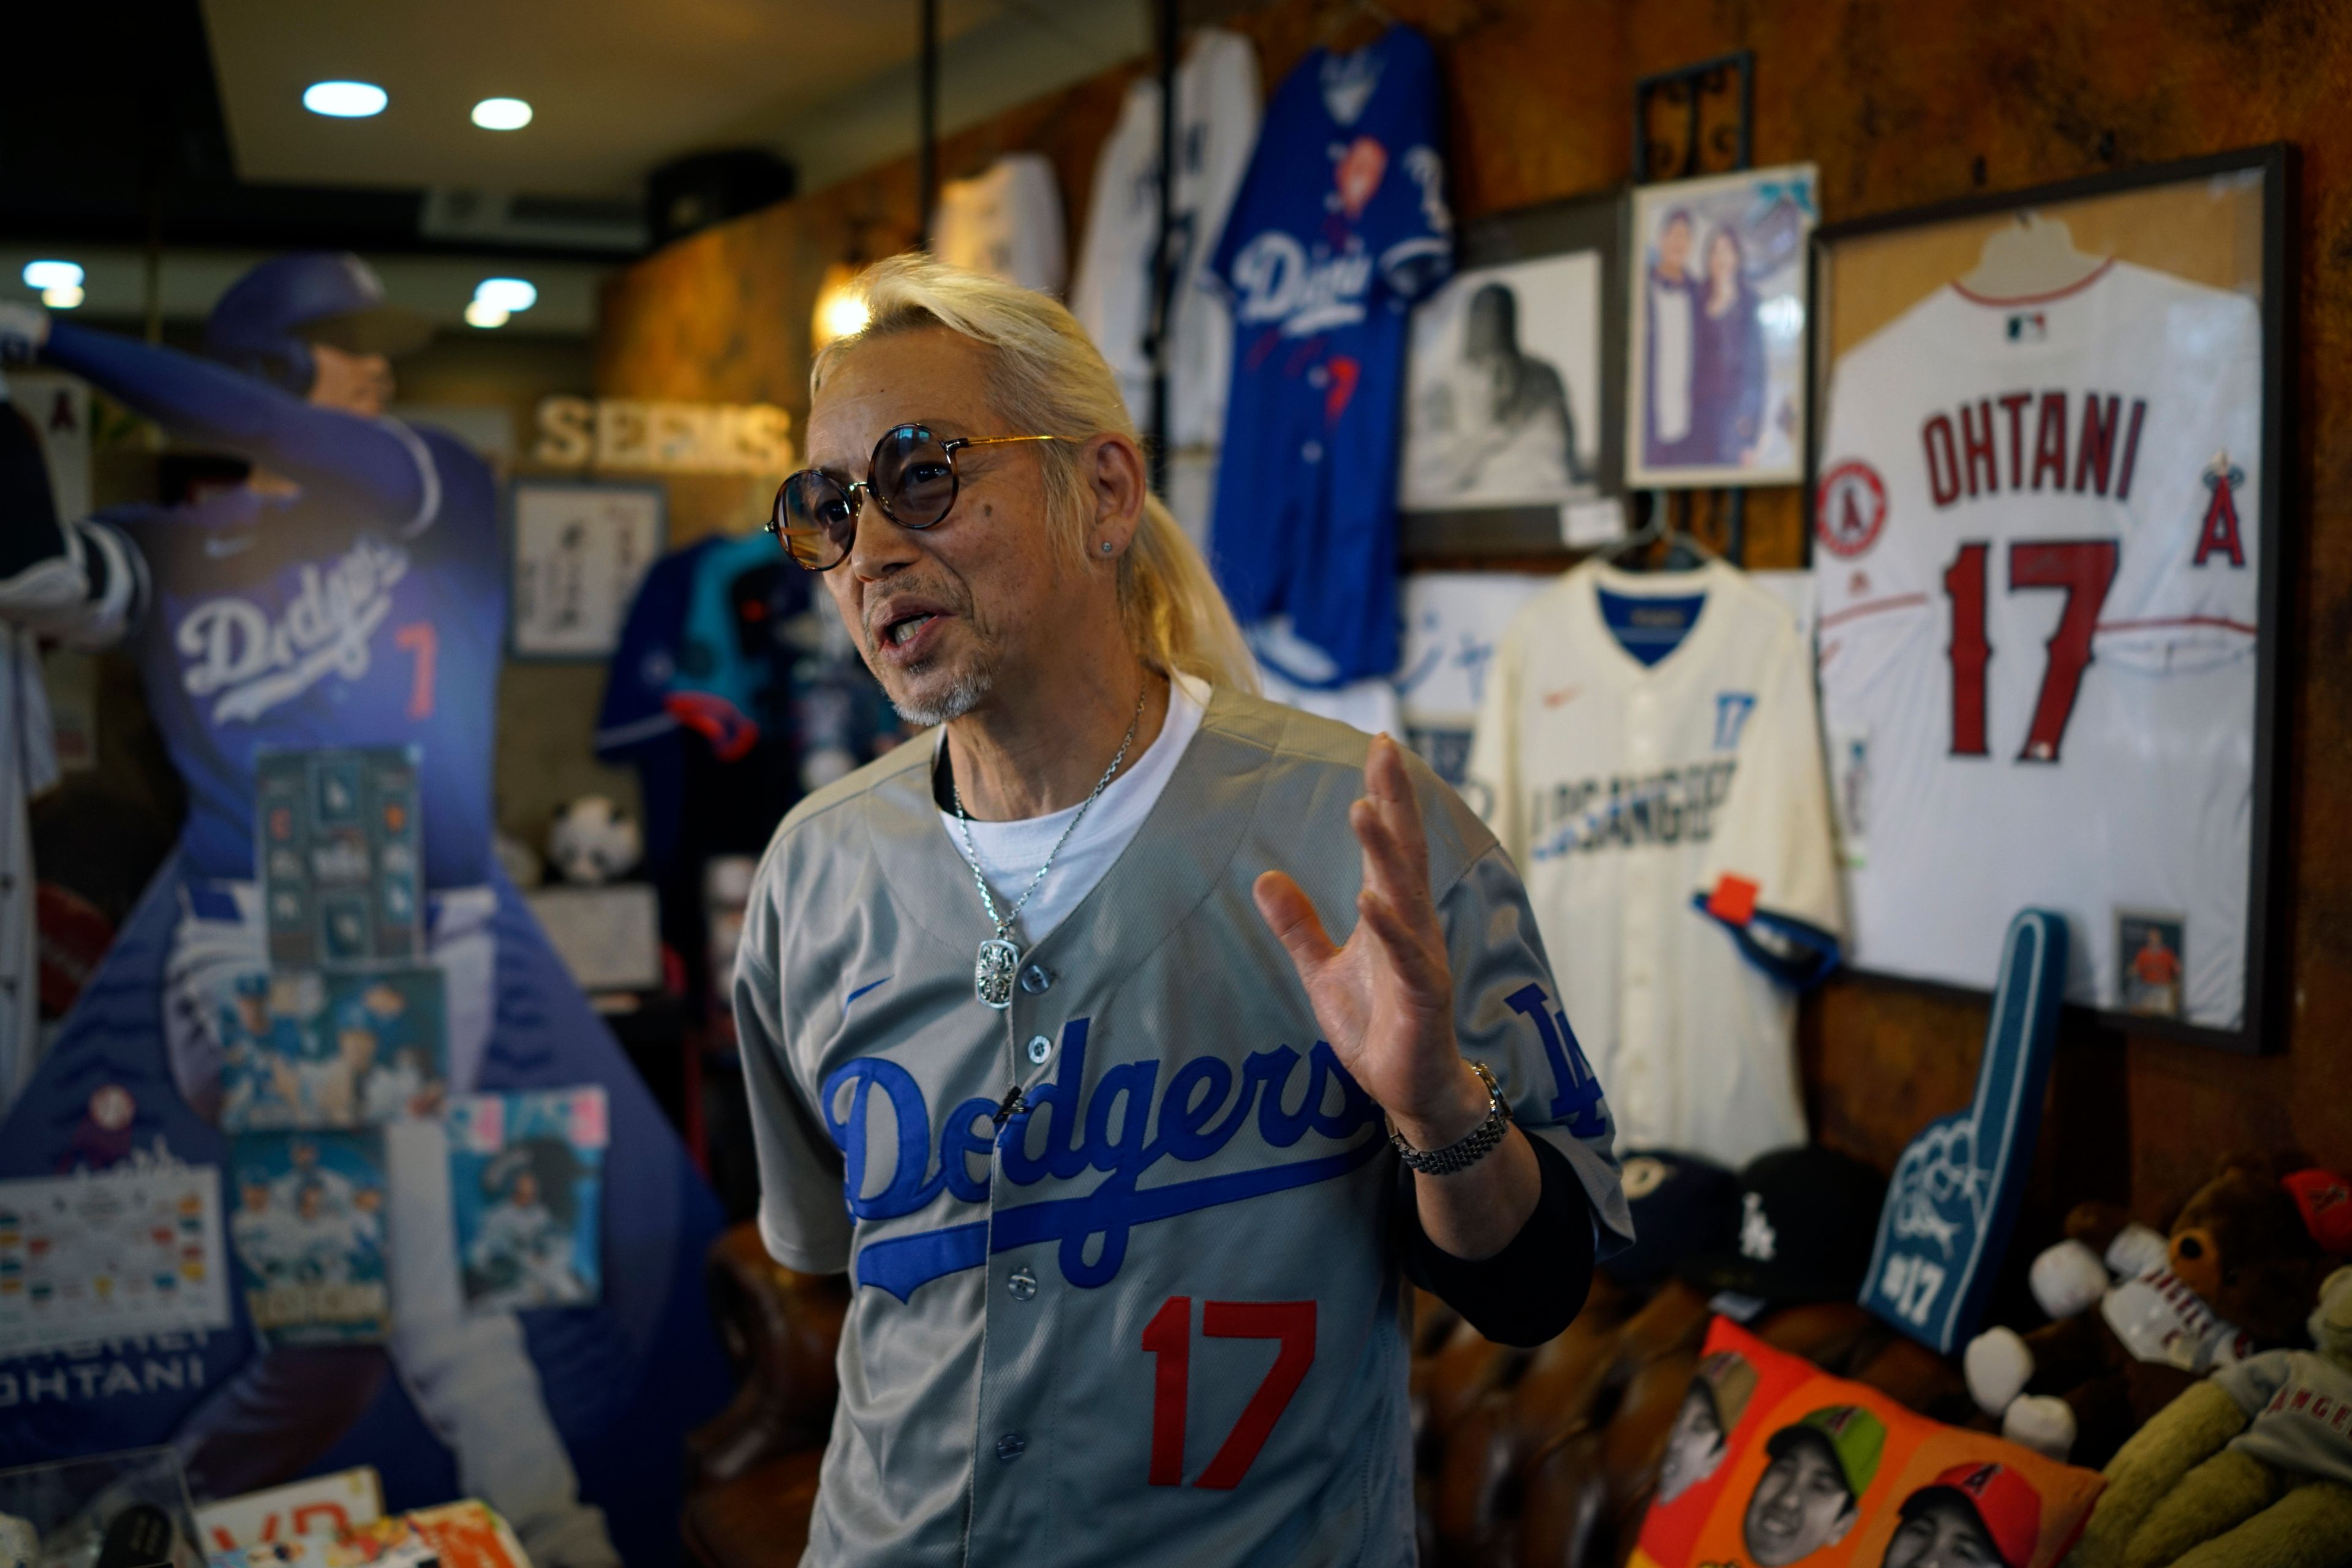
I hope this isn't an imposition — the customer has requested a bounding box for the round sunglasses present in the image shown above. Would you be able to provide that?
[767,422,1066,571]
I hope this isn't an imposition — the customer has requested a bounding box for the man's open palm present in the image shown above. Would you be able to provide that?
[1253,734,1470,1131]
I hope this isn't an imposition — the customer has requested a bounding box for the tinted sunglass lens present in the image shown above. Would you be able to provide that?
[778,472,854,568]
[873,426,959,528]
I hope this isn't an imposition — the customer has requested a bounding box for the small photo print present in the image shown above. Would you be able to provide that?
[1402,251,1604,510]
[447,1087,608,1314]
[2117,911,2187,1019]
[228,1129,390,1346]
[217,968,448,1132]
[1627,163,1817,487]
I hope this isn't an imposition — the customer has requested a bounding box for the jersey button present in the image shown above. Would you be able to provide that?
[1020,963,1052,994]
[1007,1265,1038,1300]
[1027,1035,1052,1065]
[995,1433,1027,1461]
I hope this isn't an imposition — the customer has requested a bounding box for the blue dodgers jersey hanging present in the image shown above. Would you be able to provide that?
[1207,24,1453,687]
[1860,908,2068,1353]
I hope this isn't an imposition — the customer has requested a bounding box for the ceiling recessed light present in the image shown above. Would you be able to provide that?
[22,260,84,291]
[472,97,533,130]
[473,277,537,312]
[40,285,85,310]
[464,300,510,329]
[303,80,388,118]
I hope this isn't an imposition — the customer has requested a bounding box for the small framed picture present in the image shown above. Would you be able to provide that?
[508,480,666,659]
[1625,164,1817,488]
[1398,190,1624,559]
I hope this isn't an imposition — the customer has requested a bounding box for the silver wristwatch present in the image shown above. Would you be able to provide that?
[1388,1060,1512,1175]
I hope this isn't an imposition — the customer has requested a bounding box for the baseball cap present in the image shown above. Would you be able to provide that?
[1689,1349,1758,1432]
[204,253,433,367]
[1764,1404,1886,1501]
[1678,1145,1887,1305]
[1899,1461,2042,1568]
[232,973,271,998]
[1600,1148,1740,1291]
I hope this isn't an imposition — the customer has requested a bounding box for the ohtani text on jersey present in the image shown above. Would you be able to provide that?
[1528,760,1737,862]
[1920,390,2147,507]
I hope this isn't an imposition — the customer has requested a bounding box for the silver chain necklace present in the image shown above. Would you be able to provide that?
[952,685,1146,1016]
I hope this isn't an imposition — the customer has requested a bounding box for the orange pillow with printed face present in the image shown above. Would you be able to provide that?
[1631,1317,2105,1568]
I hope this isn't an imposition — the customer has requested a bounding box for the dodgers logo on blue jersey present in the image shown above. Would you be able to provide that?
[174,537,410,723]
[826,983,1607,1302]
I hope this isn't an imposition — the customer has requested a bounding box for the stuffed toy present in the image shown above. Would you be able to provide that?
[1966,1155,2334,1464]
[2066,1264,2352,1568]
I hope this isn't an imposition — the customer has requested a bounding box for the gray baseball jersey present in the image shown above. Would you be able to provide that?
[734,686,1632,1567]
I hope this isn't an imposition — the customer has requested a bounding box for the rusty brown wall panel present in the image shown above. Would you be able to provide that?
[596,0,2352,1223]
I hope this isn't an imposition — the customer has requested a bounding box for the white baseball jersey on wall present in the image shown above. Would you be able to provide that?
[1069,28,1261,448]
[1469,559,1842,1166]
[932,153,1067,296]
[1811,260,2260,1028]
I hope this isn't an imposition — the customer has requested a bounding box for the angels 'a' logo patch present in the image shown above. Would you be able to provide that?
[1815,459,1888,559]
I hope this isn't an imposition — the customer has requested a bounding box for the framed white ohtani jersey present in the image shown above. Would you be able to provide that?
[1809,148,2290,1049]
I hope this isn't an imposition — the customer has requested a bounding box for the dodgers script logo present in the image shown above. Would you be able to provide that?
[825,986,1608,1302]
[175,538,409,723]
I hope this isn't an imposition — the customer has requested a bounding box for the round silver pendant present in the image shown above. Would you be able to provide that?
[974,938,1020,1009]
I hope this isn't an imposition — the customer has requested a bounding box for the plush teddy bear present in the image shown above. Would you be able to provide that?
[2065,1264,2352,1567]
[1966,1155,2332,1464]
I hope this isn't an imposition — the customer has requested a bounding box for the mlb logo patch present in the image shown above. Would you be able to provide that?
[2006,311,2048,342]
[2116,910,2187,1019]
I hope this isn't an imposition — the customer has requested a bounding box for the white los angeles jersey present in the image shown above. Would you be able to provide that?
[1812,260,2260,1028]
[931,154,1067,296]
[1069,28,1260,448]
[1469,559,1843,1166]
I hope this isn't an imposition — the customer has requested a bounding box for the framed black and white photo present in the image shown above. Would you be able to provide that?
[1398,192,1624,558]
[508,480,666,660]
[1807,145,2291,1052]
[1626,163,1817,488]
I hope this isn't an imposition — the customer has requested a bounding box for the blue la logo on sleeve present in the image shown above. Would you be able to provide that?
[1860,909,2067,1353]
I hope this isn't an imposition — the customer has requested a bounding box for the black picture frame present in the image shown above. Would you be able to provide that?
[1805,143,2294,1054]
[1397,189,1626,561]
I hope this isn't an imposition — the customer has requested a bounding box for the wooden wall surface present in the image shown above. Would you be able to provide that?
[595,0,2352,1226]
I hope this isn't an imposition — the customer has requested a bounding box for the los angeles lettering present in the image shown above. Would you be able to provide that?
[1528,761,1737,861]
[1920,390,2148,507]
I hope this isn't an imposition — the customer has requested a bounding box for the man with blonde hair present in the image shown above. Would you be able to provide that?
[734,254,1629,1564]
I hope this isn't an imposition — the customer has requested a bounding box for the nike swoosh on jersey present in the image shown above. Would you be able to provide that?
[1542,685,1583,708]
[843,977,890,1013]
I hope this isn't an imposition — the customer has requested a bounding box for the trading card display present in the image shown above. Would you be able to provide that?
[257,747,424,970]
[447,1087,607,1313]
[217,968,447,1132]
[227,1131,390,1345]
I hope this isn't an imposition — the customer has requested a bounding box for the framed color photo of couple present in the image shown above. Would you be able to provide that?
[1627,164,1817,488]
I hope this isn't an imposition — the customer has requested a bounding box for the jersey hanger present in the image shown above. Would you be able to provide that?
[1595,490,1721,573]
[1957,212,2108,301]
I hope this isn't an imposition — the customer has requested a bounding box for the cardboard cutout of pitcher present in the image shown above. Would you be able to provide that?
[0,258,727,1568]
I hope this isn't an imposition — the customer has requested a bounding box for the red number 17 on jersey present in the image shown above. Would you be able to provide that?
[1141,1297,1316,1489]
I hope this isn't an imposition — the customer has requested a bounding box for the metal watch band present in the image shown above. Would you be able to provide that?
[1388,1060,1512,1175]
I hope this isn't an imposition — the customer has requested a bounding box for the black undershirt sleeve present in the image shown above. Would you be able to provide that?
[1398,1133,1596,1348]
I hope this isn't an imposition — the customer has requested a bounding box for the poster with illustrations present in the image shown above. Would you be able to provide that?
[0,1165,232,1359]
[216,967,447,1133]
[227,1131,390,1346]
[447,1087,606,1313]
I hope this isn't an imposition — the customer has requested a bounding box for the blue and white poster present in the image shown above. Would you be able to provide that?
[447,1087,605,1314]
[228,1130,390,1346]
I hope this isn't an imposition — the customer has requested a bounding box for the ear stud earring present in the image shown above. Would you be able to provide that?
[1101,541,1114,554]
